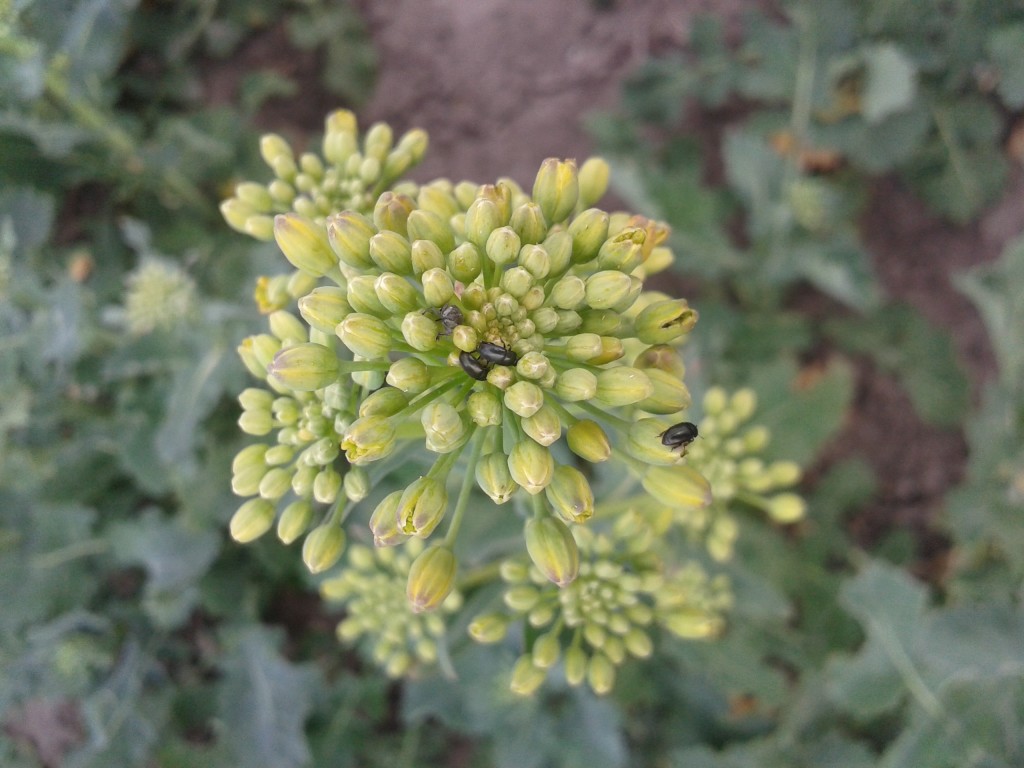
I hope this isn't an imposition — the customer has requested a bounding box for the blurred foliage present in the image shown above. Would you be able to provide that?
[1,0,1023,766]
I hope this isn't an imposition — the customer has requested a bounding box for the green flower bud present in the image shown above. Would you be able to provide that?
[260,133,294,169]
[221,198,255,234]
[447,324,476,353]
[276,500,314,544]
[510,202,548,244]
[448,242,482,283]
[468,613,510,644]
[542,230,573,277]
[566,420,611,462]
[635,299,698,344]
[770,461,801,486]
[634,344,686,379]
[299,286,352,334]
[291,465,317,498]
[411,239,447,275]
[268,310,307,344]
[515,351,550,381]
[417,184,460,219]
[564,645,588,686]
[521,286,546,312]
[313,468,342,504]
[421,401,466,453]
[530,307,559,334]
[549,275,586,310]
[553,368,596,402]
[500,266,534,299]
[510,656,547,696]
[553,310,582,335]
[268,343,339,391]
[359,386,408,417]
[368,490,406,546]
[524,515,578,586]
[486,364,515,390]
[467,391,502,426]
[230,498,276,543]
[594,367,652,407]
[274,214,337,276]
[238,409,273,436]
[568,208,609,264]
[596,226,645,272]
[523,404,562,446]
[625,419,684,466]
[638,369,691,414]
[326,211,377,269]
[768,493,806,523]
[373,191,414,237]
[421,268,455,307]
[343,467,370,503]
[485,226,521,268]
[401,311,439,352]
[532,158,579,225]
[476,452,518,504]
[232,452,268,497]
[643,465,712,508]
[337,313,392,359]
[302,524,346,574]
[545,465,594,523]
[587,653,615,695]
[465,198,502,249]
[397,476,448,538]
[588,336,624,365]
[258,467,292,500]
[579,309,622,336]
[578,157,610,207]
[508,441,555,495]
[406,545,457,613]
[504,380,545,418]
[267,179,295,205]
[342,416,397,464]
[374,273,420,314]
[369,230,413,274]
[386,356,430,393]
[532,630,561,669]
[565,333,602,361]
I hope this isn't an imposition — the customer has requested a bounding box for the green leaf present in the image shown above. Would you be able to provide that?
[825,303,969,426]
[107,509,220,628]
[861,44,918,124]
[789,236,882,312]
[0,187,55,257]
[218,627,318,768]
[826,561,928,719]
[987,23,1024,109]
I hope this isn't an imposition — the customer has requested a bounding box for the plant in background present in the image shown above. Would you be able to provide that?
[222,111,807,692]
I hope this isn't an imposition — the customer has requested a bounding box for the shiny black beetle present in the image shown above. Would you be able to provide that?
[459,350,490,381]
[477,341,518,366]
[661,421,699,450]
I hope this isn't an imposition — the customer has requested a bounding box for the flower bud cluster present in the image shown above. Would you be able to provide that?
[680,387,807,561]
[122,257,198,335]
[221,109,428,312]
[469,520,731,696]
[320,539,463,677]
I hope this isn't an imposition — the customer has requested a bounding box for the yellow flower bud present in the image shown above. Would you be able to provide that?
[545,465,594,523]
[635,299,698,344]
[267,343,339,391]
[406,545,457,613]
[374,272,420,314]
[368,230,413,274]
[524,515,579,586]
[568,208,610,264]
[578,157,610,208]
[510,655,547,696]
[595,367,653,407]
[274,214,337,276]
[396,476,448,538]
[368,490,406,546]
[336,313,392,359]
[587,653,616,695]
[768,493,806,523]
[633,344,685,379]
[642,465,712,509]
[468,613,510,644]
[277,500,314,544]
[346,274,387,316]
[565,333,602,361]
[229,498,276,543]
[566,420,611,463]
[508,441,555,495]
[564,645,588,686]
[638,369,691,414]
[532,158,579,225]
[298,287,351,334]
[596,226,645,272]
[465,198,502,250]
[341,416,397,464]
[302,524,346,574]
[510,201,548,244]
[407,209,456,254]
[532,630,561,669]
[326,211,377,269]
[421,401,466,453]
[372,191,414,236]
[411,239,446,275]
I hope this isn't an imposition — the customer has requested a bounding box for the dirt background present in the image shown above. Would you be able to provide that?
[232,0,1024,571]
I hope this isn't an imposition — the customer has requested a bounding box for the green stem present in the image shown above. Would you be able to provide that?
[444,427,486,546]
[457,561,502,591]
[336,359,394,374]
[574,399,632,432]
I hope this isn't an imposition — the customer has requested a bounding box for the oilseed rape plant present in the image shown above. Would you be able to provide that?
[222,110,804,694]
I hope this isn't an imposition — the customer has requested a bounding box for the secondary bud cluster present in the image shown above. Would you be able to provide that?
[320,540,463,677]
[470,519,732,696]
[680,387,807,561]
[121,258,198,335]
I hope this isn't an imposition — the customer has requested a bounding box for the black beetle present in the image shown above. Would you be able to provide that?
[425,304,463,339]
[477,341,518,366]
[661,421,698,450]
[459,350,490,381]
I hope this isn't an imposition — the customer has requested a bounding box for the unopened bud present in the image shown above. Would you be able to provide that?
[522,405,562,446]
[595,367,653,407]
[566,420,611,462]
[406,545,457,612]
[400,311,439,352]
[299,287,352,334]
[768,493,806,523]
[510,202,548,244]
[578,157,610,208]
[302,524,346,574]
[342,416,397,464]
[369,230,413,274]
[635,299,698,344]
[507,441,555,495]
[277,500,314,544]
[397,476,448,538]
[638,369,691,414]
[476,452,518,504]
[230,498,276,543]
[268,343,339,391]
[642,465,712,508]
[468,613,510,643]
[374,272,420,314]
[368,490,406,546]
[568,208,610,264]
[524,515,579,586]
[510,656,547,696]
[545,465,594,523]
[326,211,377,269]
[336,314,392,358]
[274,214,337,276]
[533,158,579,225]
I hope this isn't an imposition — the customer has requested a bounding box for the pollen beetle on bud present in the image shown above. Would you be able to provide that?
[660,421,698,451]
[459,350,490,381]
[477,341,518,366]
